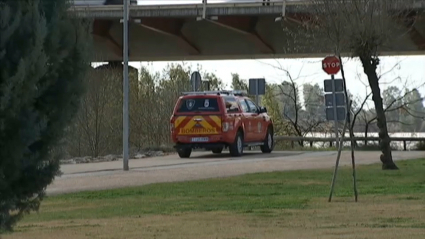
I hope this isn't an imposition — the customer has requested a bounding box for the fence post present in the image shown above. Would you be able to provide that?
[403,140,407,151]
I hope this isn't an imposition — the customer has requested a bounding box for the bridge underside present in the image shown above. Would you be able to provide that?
[91,13,425,62]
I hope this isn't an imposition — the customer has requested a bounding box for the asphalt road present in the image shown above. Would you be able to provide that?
[46,150,424,196]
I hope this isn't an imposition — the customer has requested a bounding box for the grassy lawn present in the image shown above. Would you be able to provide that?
[4,159,425,239]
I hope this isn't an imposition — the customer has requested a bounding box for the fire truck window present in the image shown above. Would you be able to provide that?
[224,97,239,113]
[239,100,249,113]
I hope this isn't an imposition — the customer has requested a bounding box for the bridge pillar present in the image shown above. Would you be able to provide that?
[93,61,140,111]
[94,61,138,78]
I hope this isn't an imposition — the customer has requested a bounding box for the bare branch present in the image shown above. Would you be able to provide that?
[351,92,373,130]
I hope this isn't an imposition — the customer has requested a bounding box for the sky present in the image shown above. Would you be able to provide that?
[127,56,425,108]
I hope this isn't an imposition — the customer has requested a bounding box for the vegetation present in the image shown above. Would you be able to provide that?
[415,141,425,151]
[4,158,425,238]
[61,62,224,158]
[59,61,425,158]
[0,0,91,232]
[280,0,421,169]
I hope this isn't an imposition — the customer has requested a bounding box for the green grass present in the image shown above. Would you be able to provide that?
[23,158,425,224]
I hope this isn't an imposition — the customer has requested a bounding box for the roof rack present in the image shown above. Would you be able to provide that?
[180,90,248,97]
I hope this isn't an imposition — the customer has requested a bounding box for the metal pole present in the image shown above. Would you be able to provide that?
[202,0,207,19]
[328,114,348,202]
[255,79,259,106]
[331,74,339,149]
[281,0,287,17]
[123,0,129,171]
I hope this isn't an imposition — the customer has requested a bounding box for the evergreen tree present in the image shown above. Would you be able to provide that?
[402,89,425,132]
[302,83,325,121]
[382,86,402,131]
[202,72,225,91]
[280,81,301,121]
[231,73,247,91]
[0,0,91,231]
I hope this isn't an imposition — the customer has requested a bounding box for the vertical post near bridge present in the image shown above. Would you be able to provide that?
[122,0,129,171]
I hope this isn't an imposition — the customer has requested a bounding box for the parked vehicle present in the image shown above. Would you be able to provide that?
[170,90,274,158]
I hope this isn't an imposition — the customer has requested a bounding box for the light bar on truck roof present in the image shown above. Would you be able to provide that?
[231,90,248,96]
[181,90,232,96]
[180,90,248,97]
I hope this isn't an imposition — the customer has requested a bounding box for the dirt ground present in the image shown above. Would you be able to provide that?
[4,196,425,239]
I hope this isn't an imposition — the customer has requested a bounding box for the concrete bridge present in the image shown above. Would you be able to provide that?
[69,0,425,62]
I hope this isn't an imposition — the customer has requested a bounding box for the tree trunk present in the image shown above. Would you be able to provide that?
[349,128,357,148]
[364,124,369,146]
[360,56,398,170]
[298,140,304,147]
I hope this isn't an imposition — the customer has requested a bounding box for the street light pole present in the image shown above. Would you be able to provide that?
[123,0,129,171]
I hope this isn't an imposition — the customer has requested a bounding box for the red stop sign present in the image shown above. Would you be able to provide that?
[322,56,341,75]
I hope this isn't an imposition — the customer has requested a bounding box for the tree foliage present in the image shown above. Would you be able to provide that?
[402,88,425,132]
[303,83,326,121]
[0,0,91,231]
[63,63,227,156]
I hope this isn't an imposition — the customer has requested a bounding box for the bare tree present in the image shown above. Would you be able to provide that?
[352,85,425,147]
[66,67,123,158]
[262,62,327,146]
[285,0,417,169]
[130,66,160,151]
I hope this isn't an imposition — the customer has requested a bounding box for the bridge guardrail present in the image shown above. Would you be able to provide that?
[70,0,302,9]
[273,136,425,151]
[71,0,293,7]
[68,0,297,18]
[70,0,425,7]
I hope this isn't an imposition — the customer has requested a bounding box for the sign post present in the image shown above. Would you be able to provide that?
[322,56,343,148]
[323,55,350,203]
[331,74,338,149]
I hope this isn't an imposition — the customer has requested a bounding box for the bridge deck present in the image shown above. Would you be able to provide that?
[70,1,297,18]
[68,1,425,61]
